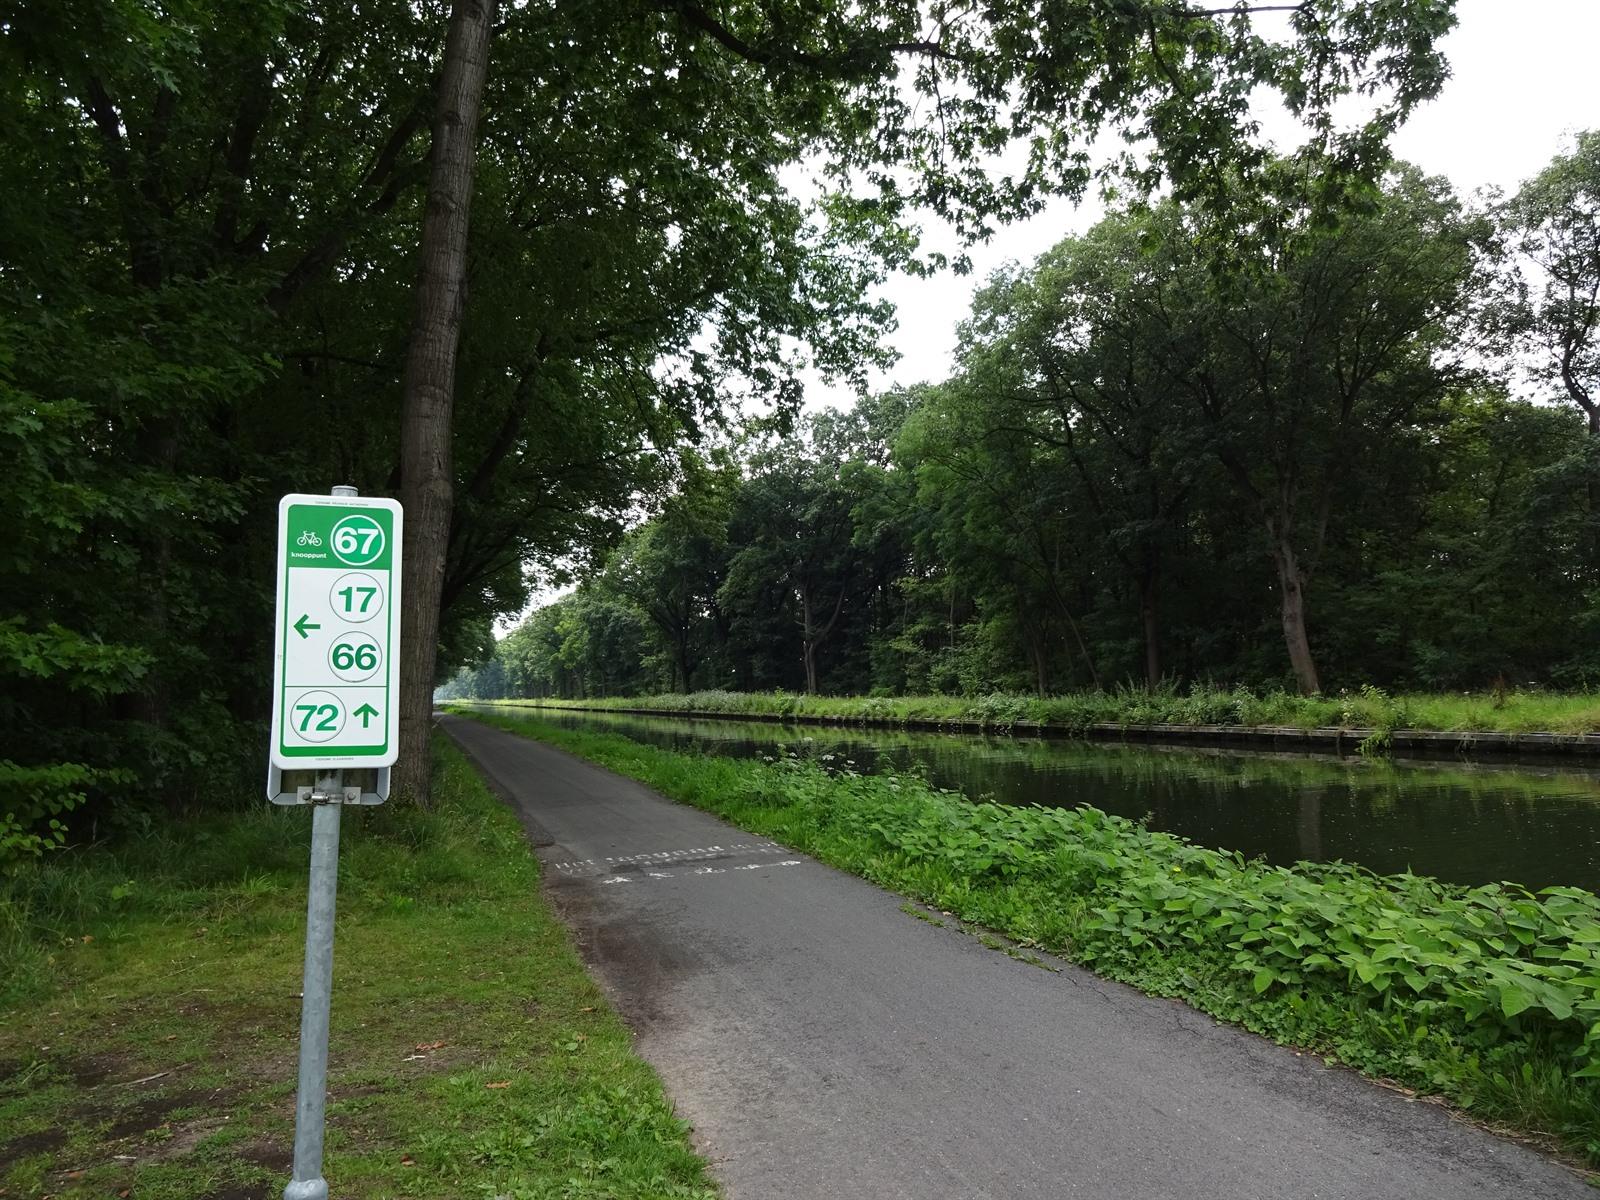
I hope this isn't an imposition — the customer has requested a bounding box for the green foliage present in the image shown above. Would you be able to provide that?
[465,709,1600,1162]
[0,0,1512,836]
[1,762,115,862]
[3,0,919,836]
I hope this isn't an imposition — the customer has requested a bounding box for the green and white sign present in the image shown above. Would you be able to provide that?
[270,493,403,768]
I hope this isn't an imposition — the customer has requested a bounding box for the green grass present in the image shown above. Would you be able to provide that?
[492,685,1600,736]
[0,737,715,1200]
[457,706,1600,1169]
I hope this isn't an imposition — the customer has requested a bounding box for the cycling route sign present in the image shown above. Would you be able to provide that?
[270,493,404,769]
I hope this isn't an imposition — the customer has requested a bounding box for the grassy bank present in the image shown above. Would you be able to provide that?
[457,706,1600,1167]
[494,686,1600,736]
[0,738,714,1200]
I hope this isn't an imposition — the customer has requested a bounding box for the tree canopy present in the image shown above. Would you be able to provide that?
[2,0,1472,845]
[451,156,1600,705]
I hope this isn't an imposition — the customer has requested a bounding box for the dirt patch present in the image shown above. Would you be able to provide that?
[396,1045,478,1079]
[147,1115,230,1161]
[101,1085,239,1139]
[179,996,292,1031]
[234,1136,292,1172]
[0,1127,68,1161]
[104,1089,202,1138]
[200,1185,273,1200]
[69,1052,125,1087]
[329,1083,384,1102]
[77,1112,237,1174]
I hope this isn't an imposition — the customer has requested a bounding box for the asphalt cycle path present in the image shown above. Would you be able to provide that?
[440,713,1590,1200]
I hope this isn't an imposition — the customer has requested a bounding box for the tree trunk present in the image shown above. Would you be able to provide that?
[676,640,693,694]
[394,0,497,806]
[801,589,818,695]
[1138,565,1161,690]
[799,579,846,695]
[1270,532,1321,695]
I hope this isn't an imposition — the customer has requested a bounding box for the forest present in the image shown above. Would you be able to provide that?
[2,0,1591,847]
[445,140,1600,705]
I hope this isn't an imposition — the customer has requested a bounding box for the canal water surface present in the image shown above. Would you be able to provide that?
[501,706,1600,894]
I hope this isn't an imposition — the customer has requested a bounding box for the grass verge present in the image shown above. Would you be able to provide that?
[495,685,1600,736]
[0,736,715,1200]
[457,706,1600,1169]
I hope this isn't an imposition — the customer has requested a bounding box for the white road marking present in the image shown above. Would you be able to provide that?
[550,841,789,874]
[570,859,806,888]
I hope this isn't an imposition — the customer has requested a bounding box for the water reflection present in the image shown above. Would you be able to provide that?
[493,706,1600,893]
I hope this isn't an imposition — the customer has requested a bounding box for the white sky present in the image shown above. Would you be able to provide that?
[801,0,1600,412]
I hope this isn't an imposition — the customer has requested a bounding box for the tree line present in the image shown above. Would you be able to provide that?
[0,0,1485,846]
[447,139,1600,704]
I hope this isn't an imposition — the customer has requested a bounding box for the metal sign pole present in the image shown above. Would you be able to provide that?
[284,483,359,1200]
[286,776,342,1200]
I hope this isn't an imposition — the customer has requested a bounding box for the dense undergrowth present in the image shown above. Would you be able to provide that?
[499,685,1600,736]
[0,737,714,1199]
[459,706,1600,1166]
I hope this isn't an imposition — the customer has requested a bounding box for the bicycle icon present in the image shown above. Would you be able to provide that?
[297,530,323,547]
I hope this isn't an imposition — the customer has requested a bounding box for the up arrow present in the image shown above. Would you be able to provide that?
[293,614,321,639]
[353,703,379,729]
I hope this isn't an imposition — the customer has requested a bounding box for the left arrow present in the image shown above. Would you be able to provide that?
[293,614,321,639]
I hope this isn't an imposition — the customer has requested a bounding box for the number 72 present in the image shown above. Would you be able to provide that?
[296,704,339,732]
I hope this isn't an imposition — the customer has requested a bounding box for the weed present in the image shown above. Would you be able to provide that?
[900,902,946,928]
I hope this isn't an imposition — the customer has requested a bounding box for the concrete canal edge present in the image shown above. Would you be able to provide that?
[483,702,1600,762]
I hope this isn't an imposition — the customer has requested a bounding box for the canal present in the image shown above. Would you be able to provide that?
[500,705,1600,893]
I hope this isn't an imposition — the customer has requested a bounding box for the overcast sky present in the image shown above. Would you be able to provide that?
[801,0,1600,413]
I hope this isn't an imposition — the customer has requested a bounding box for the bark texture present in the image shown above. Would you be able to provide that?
[1138,566,1161,691]
[395,0,497,805]
[799,583,847,696]
[1270,532,1321,696]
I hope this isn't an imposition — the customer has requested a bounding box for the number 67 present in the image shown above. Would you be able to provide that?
[335,525,379,556]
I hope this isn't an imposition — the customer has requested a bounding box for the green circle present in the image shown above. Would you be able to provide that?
[290,691,346,743]
[330,515,385,566]
[328,632,382,683]
[329,572,384,624]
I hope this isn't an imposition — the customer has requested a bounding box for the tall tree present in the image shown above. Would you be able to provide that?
[396,0,497,802]
[604,467,732,693]
[953,227,1210,687]
[1142,167,1482,692]
[0,0,1464,840]
[722,427,862,694]
[1499,130,1600,433]
[898,380,1102,694]
[395,0,1460,786]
